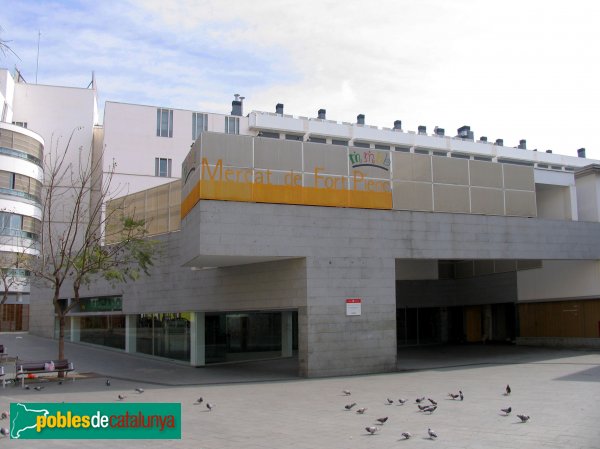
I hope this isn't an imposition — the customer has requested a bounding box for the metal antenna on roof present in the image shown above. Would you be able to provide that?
[35,30,41,84]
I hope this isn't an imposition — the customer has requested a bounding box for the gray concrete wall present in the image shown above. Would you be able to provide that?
[300,256,397,377]
[184,200,600,263]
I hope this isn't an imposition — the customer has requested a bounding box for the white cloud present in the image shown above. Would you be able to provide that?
[129,0,600,158]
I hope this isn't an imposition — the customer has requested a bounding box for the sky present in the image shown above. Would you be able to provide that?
[1,0,600,160]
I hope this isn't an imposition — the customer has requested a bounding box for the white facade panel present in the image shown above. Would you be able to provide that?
[517,260,600,301]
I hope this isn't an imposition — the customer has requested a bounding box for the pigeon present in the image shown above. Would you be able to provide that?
[459,391,464,401]
[118,394,126,401]
[505,384,511,396]
[398,398,407,405]
[415,397,425,403]
[0,428,8,437]
[428,398,437,406]
[423,405,437,414]
[386,398,394,405]
[517,414,530,423]
[401,432,412,439]
[448,392,459,399]
[376,417,389,425]
[0,411,8,420]
[34,386,45,391]
[106,379,111,387]
[194,397,204,405]
[24,385,30,390]
[501,406,512,415]
[356,407,367,414]
[206,403,214,411]
[343,389,351,396]
[58,381,63,385]
[135,388,145,394]
[365,426,378,435]
[428,428,438,439]
[344,402,357,410]
[418,404,428,411]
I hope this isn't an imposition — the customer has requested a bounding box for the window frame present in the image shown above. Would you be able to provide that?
[225,116,240,135]
[192,112,208,140]
[156,108,174,138]
[154,157,173,178]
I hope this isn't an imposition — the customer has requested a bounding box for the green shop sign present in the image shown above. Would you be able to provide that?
[9,402,181,439]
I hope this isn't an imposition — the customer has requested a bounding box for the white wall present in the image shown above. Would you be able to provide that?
[576,172,600,222]
[0,69,15,122]
[12,83,97,175]
[535,184,572,220]
[517,260,600,301]
[102,101,250,198]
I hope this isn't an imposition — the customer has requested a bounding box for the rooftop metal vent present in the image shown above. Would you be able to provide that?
[318,109,326,120]
[231,94,244,116]
[577,148,586,158]
[418,125,427,135]
[275,103,284,115]
[357,114,365,125]
[495,138,504,146]
[518,139,527,150]
[393,120,402,130]
[434,127,445,136]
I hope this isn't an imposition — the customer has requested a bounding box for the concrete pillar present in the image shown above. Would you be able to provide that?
[299,256,397,377]
[281,311,293,357]
[190,312,205,366]
[125,315,137,353]
[70,316,80,342]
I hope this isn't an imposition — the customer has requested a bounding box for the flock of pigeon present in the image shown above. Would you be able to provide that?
[342,383,530,440]
[106,379,214,411]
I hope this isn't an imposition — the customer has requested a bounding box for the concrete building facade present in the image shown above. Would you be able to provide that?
[3,68,600,377]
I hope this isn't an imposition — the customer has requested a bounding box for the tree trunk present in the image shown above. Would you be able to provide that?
[57,313,66,378]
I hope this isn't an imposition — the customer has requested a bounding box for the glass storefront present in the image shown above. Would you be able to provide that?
[80,315,126,349]
[205,311,289,364]
[136,313,191,361]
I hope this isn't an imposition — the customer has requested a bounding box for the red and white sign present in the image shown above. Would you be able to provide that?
[346,298,362,316]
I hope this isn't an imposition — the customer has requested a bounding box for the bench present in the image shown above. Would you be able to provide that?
[16,360,74,387]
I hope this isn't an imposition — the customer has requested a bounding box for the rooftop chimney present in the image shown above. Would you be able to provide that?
[231,94,243,116]
[480,136,487,142]
[495,138,504,146]
[577,148,586,158]
[434,127,445,136]
[357,114,365,125]
[393,120,402,130]
[457,125,474,140]
[518,139,527,150]
[275,103,284,115]
[418,125,427,135]
[318,109,326,120]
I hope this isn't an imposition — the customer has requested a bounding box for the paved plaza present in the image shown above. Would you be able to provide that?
[0,334,599,448]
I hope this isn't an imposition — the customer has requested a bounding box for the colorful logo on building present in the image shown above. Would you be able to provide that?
[349,150,391,171]
[9,402,181,439]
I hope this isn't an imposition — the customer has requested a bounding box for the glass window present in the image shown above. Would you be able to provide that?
[225,116,239,135]
[156,108,173,137]
[136,313,190,361]
[0,212,22,231]
[192,113,208,140]
[155,158,172,177]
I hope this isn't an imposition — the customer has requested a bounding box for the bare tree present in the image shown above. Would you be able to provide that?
[0,26,20,60]
[27,128,156,362]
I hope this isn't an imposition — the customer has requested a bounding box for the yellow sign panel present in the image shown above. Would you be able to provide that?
[181,157,392,219]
